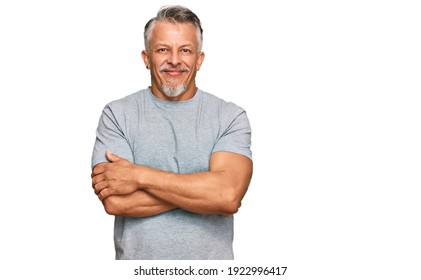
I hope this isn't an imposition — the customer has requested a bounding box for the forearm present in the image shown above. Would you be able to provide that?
[102,190,176,217]
[138,166,244,215]
[93,151,252,216]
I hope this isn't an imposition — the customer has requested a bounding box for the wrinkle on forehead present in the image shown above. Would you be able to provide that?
[150,21,200,51]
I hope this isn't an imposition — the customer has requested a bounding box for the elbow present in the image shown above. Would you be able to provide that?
[218,174,251,215]
[103,197,123,216]
[220,190,242,215]
[223,204,240,215]
[104,205,119,216]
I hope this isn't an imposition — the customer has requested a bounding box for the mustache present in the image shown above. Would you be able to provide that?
[159,65,190,72]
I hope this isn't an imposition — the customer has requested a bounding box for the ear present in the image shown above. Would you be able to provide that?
[141,50,150,69]
[196,51,205,71]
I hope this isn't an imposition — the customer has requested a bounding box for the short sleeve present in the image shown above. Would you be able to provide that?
[91,104,134,168]
[212,109,252,160]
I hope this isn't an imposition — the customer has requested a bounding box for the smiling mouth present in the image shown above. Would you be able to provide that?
[160,66,189,74]
[163,70,183,76]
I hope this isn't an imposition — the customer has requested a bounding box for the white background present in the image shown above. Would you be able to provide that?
[1,0,420,279]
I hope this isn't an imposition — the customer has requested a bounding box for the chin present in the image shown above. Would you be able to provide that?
[162,84,187,98]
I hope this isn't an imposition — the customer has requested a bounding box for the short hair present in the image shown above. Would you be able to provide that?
[144,5,203,52]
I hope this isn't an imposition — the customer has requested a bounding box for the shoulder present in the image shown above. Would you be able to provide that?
[106,89,148,112]
[99,89,151,122]
[97,89,149,126]
[198,89,246,117]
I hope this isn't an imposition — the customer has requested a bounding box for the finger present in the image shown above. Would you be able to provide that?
[91,162,108,177]
[98,187,113,201]
[106,149,121,163]
[93,181,109,195]
[91,173,106,188]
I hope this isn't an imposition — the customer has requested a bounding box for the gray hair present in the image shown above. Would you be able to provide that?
[144,5,203,52]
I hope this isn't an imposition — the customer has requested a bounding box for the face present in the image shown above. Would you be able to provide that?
[142,21,205,101]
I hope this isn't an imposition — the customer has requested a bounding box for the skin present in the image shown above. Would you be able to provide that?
[141,21,205,101]
[92,150,252,216]
[91,21,252,217]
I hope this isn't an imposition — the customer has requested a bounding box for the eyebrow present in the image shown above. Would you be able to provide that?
[153,42,195,49]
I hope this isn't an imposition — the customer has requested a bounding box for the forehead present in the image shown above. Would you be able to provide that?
[150,21,199,46]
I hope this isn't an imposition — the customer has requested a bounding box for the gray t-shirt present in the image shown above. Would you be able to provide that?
[91,88,252,260]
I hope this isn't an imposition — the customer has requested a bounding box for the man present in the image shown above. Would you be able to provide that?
[91,5,252,260]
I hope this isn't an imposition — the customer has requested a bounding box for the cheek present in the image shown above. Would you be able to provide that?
[150,56,166,67]
[152,62,165,74]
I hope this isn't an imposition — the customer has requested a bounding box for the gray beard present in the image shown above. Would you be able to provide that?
[161,84,187,98]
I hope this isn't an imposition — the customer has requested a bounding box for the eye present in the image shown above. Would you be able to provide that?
[157,48,169,53]
[180,49,192,53]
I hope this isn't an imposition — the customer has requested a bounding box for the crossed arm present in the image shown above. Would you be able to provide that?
[91,150,253,217]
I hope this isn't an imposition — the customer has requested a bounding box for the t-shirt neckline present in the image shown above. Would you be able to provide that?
[147,87,201,107]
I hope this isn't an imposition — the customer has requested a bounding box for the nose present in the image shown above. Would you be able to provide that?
[167,50,181,66]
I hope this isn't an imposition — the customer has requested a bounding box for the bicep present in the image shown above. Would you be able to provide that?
[92,105,133,168]
[210,151,253,193]
[212,110,252,160]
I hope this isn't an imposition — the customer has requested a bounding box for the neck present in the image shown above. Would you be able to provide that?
[150,85,197,101]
